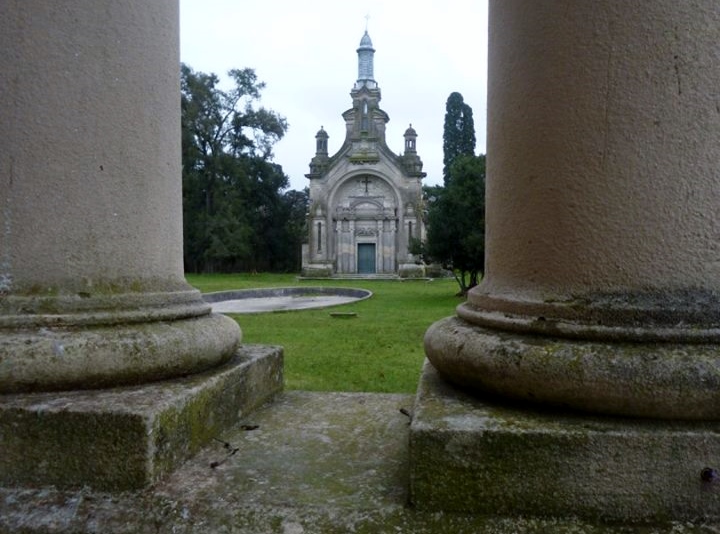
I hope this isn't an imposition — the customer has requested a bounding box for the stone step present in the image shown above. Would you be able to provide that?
[299,273,420,281]
[0,344,284,492]
[3,387,710,532]
[331,273,400,280]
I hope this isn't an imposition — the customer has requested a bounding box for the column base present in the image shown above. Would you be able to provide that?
[0,344,283,491]
[410,359,720,523]
[301,263,334,278]
[425,316,720,419]
[0,312,241,393]
[398,263,426,278]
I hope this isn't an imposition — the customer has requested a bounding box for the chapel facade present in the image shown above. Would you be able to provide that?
[301,30,426,278]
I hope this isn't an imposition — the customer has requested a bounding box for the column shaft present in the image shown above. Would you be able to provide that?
[0,0,240,393]
[426,0,720,419]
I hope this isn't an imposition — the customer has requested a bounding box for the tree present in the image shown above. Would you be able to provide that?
[413,92,484,294]
[442,92,476,184]
[181,63,306,273]
[419,154,486,295]
[279,188,310,271]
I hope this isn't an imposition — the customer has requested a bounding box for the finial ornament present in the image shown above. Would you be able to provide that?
[365,13,370,32]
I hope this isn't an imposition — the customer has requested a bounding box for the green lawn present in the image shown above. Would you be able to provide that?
[186,273,462,393]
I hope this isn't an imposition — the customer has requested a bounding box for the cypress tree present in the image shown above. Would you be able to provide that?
[442,92,476,184]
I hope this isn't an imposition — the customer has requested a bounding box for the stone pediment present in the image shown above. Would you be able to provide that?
[349,196,383,206]
[355,226,378,236]
[335,203,396,220]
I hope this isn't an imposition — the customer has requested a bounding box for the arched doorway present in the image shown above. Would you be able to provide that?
[331,174,398,274]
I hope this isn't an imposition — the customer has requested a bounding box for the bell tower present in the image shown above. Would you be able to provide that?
[344,30,388,155]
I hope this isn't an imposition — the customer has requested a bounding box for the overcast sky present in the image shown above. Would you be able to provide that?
[180,1,488,191]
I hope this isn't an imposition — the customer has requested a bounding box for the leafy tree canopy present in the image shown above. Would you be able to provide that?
[181,64,307,273]
[414,154,486,295]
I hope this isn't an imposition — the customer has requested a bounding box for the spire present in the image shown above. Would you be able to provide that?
[356,30,376,88]
[348,25,385,147]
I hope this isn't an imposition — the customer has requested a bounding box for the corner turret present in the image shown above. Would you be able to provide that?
[402,124,424,176]
[306,126,330,178]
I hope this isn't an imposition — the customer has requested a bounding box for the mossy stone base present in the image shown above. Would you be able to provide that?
[410,360,720,523]
[0,344,283,491]
[301,265,334,278]
[398,263,425,278]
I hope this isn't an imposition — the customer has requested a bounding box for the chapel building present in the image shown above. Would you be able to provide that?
[301,30,426,277]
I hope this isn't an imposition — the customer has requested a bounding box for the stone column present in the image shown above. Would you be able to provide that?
[349,220,356,273]
[425,0,720,419]
[0,0,240,393]
[317,220,324,256]
[376,219,384,272]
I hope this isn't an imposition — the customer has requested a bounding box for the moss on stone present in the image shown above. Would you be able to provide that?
[411,361,720,523]
[0,345,282,491]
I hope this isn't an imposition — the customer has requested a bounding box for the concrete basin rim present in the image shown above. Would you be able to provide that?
[203,287,373,313]
[203,286,372,302]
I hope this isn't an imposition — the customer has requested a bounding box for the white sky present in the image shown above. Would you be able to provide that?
[179,1,488,191]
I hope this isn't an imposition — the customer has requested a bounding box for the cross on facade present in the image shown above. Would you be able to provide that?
[360,176,372,194]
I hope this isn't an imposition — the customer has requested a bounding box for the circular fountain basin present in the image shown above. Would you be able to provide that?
[203,287,372,314]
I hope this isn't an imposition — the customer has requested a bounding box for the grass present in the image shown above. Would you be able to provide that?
[185,273,462,393]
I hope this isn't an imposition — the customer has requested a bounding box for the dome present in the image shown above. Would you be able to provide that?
[358,31,374,51]
[316,126,328,138]
[404,124,417,137]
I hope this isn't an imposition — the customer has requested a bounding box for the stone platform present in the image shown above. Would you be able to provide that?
[4,387,720,532]
[0,344,283,491]
[410,361,720,524]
